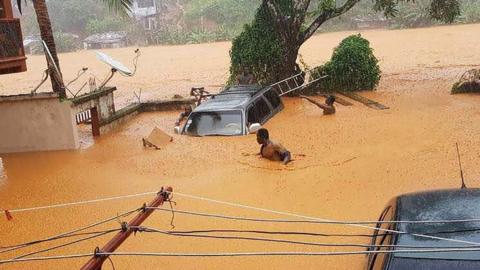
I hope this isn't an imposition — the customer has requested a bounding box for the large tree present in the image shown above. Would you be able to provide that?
[231,0,461,84]
[16,0,133,98]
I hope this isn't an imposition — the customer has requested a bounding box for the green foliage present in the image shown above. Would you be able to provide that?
[53,32,80,53]
[19,0,129,37]
[86,17,125,35]
[458,0,480,23]
[184,0,259,32]
[312,34,381,93]
[149,27,236,45]
[228,3,283,85]
[430,0,461,23]
[388,0,432,28]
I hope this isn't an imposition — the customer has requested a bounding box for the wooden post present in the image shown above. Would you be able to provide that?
[80,186,172,270]
[90,107,100,137]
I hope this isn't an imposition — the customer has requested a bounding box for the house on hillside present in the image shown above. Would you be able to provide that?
[132,0,185,31]
[353,15,389,30]
[83,31,128,50]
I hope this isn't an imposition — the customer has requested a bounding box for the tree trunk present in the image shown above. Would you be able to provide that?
[277,43,301,82]
[32,0,66,98]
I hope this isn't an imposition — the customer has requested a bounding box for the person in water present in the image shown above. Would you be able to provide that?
[300,95,336,115]
[257,128,291,164]
[175,105,192,126]
[236,66,256,85]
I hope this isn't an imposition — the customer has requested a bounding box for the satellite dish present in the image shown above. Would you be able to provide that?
[95,51,133,76]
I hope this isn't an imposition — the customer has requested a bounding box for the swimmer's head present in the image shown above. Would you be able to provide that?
[326,95,336,106]
[257,128,269,144]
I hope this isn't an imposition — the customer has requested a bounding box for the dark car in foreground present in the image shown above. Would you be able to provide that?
[180,85,283,136]
[368,188,480,270]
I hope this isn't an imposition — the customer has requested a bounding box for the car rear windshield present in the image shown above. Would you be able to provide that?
[184,111,243,136]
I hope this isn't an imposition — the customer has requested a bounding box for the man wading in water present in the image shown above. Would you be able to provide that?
[257,128,291,164]
[236,66,256,85]
[175,105,193,127]
[300,95,336,115]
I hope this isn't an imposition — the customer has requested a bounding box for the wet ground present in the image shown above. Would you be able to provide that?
[1,24,480,269]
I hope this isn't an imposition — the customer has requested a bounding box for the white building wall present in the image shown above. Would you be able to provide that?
[0,94,79,153]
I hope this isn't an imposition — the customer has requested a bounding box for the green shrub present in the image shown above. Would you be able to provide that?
[312,34,381,93]
[53,32,80,53]
[228,2,283,85]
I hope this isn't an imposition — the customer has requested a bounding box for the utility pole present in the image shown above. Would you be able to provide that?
[81,186,173,270]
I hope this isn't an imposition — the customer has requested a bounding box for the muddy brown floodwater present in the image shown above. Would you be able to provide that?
[1,24,480,270]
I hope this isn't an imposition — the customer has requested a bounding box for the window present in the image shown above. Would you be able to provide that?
[184,111,243,136]
[137,0,154,8]
[247,98,271,124]
[368,206,394,270]
[264,90,281,110]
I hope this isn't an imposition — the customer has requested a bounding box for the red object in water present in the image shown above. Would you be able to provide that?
[4,210,13,221]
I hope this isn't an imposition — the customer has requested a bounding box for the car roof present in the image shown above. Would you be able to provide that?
[394,188,480,261]
[193,85,269,112]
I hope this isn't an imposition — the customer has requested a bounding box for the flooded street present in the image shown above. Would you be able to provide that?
[1,24,480,269]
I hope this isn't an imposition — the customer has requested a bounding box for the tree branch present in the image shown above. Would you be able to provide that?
[300,0,361,43]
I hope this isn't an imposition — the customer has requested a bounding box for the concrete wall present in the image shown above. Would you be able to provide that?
[0,93,79,153]
[71,87,116,121]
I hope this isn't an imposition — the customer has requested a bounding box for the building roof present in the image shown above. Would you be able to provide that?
[84,31,127,44]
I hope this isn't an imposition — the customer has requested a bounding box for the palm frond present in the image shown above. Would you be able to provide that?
[101,0,133,16]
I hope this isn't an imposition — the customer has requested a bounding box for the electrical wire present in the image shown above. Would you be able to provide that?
[0,208,139,254]
[1,191,157,214]
[0,253,93,265]
[0,229,118,249]
[3,247,480,266]
[148,207,480,225]
[169,191,480,246]
[162,229,380,238]
[99,248,480,257]
[134,226,480,250]
[12,230,117,261]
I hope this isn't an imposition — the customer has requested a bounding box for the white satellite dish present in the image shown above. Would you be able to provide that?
[95,51,133,76]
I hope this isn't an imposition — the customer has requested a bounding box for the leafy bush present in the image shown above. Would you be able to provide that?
[458,0,480,23]
[148,27,236,45]
[53,32,80,53]
[86,18,125,35]
[228,3,283,85]
[311,34,381,93]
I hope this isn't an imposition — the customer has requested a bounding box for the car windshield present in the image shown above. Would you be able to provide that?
[184,111,243,136]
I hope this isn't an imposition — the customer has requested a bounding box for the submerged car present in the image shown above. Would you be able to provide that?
[179,85,283,136]
[367,188,480,270]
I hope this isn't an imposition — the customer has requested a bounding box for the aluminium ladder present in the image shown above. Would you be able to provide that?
[269,68,327,97]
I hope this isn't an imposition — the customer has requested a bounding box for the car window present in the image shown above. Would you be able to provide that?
[247,97,271,124]
[372,227,394,270]
[184,111,243,136]
[264,89,281,110]
[255,97,271,122]
[247,104,260,124]
[368,206,394,270]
